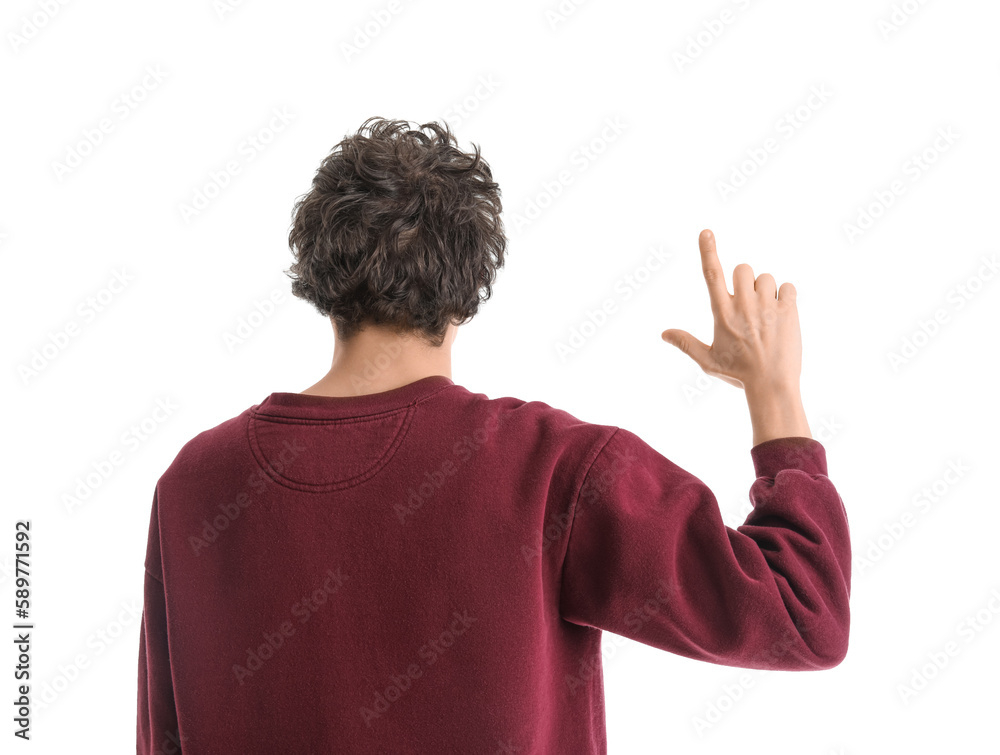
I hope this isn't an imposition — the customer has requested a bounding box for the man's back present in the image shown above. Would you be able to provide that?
[137,375,850,754]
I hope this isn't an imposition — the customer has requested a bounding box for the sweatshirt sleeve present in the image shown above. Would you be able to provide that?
[137,488,182,753]
[558,429,851,670]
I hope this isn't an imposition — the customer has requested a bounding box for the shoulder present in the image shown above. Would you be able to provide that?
[156,405,254,487]
[441,383,619,462]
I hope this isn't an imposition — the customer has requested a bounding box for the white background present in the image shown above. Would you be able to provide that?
[3,0,999,752]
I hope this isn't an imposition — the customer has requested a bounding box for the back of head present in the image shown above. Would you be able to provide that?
[285,117,507,347]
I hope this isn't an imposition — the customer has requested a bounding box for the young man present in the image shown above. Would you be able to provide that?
[137,118,850,754]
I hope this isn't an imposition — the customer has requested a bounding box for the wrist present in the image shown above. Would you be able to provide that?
[743,376,801,400]
[743,381,810,446]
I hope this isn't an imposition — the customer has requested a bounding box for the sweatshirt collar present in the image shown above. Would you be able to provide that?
[254,375,455,420]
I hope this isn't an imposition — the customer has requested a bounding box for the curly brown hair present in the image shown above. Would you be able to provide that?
[284,117,506,347]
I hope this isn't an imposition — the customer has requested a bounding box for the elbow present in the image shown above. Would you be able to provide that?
[771,599,850,671]
[812,637,849,670]
[806,611,850,670]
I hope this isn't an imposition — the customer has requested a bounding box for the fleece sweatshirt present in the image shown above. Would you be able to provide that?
[137,374,851,754]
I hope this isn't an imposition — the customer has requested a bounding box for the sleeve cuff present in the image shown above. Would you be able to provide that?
[750,436,828,479]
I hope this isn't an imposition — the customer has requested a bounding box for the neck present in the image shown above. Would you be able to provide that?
[301,323,453,397]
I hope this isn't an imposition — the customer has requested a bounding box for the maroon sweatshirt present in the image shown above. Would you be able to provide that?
[137,374,851,754]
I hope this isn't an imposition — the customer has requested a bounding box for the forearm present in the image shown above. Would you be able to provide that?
[744,383,811,447]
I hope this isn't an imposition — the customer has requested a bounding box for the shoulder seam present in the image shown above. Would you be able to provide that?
[557,426,621,608]
[412,382,456,407]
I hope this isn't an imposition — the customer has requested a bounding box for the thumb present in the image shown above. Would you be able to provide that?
[661,329,713,371]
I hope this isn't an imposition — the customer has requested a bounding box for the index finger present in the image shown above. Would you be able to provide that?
[698,229,730,314]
